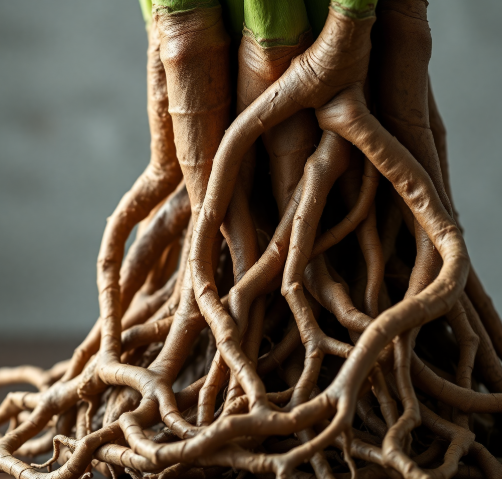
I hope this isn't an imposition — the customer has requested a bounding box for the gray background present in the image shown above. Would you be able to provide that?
[0,1,501,341]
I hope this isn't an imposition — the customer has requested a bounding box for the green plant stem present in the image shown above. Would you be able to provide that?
[153,0,219,13]
[139,0,153,27]
[244,0,310,47]
[331,0,377,19]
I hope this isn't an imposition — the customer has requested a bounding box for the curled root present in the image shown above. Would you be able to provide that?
[2,1,501,479]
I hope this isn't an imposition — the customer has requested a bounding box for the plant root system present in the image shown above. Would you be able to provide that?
[1,1,501,478]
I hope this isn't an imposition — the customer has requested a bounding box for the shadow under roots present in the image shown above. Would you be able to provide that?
[415,320,502,458]
[249,138,279,239]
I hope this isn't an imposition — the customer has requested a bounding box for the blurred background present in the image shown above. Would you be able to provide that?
[0,1,501,357]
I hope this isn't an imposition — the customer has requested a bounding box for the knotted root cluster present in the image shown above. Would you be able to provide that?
[1,0,501,478]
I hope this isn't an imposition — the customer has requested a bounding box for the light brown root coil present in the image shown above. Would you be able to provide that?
[2,1,501,479]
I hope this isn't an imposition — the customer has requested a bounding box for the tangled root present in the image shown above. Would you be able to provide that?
[1,1,501,479]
